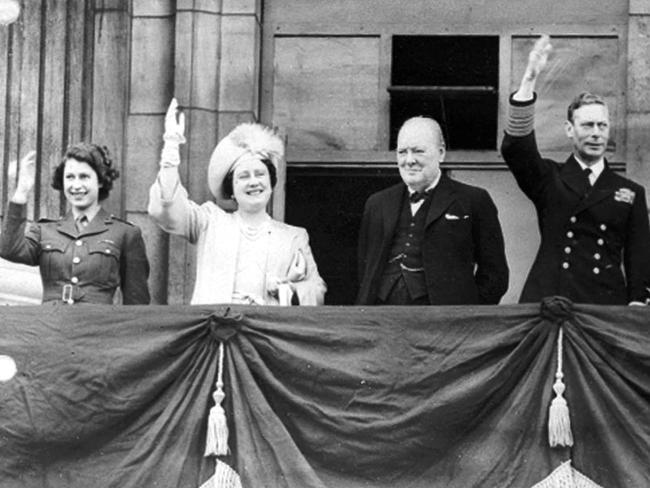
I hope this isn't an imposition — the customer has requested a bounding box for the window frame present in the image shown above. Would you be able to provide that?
[261,22,627,218]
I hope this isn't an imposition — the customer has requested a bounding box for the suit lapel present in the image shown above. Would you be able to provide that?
[267,221,291,277]
[574,163,617,214]
[80,208,110,237]
[381,185,405,242]
[425,175,456,228]
[559,156,589,198]
[56,208,110,239]
[56,213,78,239]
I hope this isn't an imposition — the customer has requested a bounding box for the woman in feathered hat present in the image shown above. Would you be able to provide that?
[148,99,326,305]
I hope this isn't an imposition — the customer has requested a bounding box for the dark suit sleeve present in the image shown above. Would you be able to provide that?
[357,199,372,289]
[120,225,151,305]
[500,96,556,205]
[501,132,558,205]
[472,189,509,304]
[623,185,650,303]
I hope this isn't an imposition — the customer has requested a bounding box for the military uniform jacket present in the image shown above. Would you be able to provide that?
[356,175,509,305]
[501,131,650,304]
[0,202,150,305]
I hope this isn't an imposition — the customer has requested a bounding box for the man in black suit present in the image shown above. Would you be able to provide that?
[357,116,509,305]
[501,35,650,305]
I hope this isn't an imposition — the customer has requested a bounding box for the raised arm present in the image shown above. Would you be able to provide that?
[10,150,37,205]
[148,99,206,242]
[501,36,556,202]
[157,98,186,199]
[513,34,552,102]
[0,151,41,265]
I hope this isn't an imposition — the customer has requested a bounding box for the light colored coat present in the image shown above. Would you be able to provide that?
[148,181,326,305]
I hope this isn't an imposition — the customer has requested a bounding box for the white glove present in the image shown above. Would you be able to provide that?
[160,98,186,167]
[11,150,37,204]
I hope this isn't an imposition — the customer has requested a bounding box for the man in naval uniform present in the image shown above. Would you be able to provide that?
[501,35,650,305]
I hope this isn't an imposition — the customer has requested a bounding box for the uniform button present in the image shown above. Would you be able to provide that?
[72,256,81,264]
[71,277,79,284]
[593,267,600,274]
[562,262,570,269]
[75,240,83,246]
[600,224,607,231]
[570,216,577,223]
[405,243,410,247]
[566,231,574,238]
[564,247,571,254]
[408,234,413,237]
[597,238,604,246]
[410,223,415,227]
[594,253,601,260]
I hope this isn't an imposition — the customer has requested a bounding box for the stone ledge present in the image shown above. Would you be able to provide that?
[630,0,650,15]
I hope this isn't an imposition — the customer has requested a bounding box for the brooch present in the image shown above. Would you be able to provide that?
[614,188,635,204]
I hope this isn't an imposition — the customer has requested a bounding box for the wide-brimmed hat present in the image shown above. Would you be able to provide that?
[208,123,284,211]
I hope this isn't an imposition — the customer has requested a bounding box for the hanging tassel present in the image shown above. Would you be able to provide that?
[205,342,230,456]
[548,327,573,447]
[199,460,243,488]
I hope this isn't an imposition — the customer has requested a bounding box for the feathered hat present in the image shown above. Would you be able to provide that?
[208,123,284,211]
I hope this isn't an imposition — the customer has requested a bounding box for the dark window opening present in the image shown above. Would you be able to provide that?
[390,35,499,150]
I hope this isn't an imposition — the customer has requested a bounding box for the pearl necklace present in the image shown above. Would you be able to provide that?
[237,214,270,240]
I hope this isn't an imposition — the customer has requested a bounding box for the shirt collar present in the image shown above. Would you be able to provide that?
[574,155,605,180]
[71,205,101,224]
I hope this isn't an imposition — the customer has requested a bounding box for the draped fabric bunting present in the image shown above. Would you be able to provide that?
[0,302,647,487]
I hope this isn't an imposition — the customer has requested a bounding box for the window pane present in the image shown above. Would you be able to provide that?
[392,35,499,86]
[273,36,380,151]
[390,91,497,149]
[390,36,499,150]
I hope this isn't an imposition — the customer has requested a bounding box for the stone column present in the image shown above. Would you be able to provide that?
[125,0,175,304]
[126,0,262,303]
[627,0,650,198]
[218,0,262,132]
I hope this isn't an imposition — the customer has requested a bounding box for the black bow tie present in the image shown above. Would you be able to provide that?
[409,189,432,203]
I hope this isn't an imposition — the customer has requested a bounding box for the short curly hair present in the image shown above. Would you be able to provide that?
[52,143,120,201]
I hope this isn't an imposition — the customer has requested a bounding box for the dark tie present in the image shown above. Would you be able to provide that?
[581,168,592,196]
[409,189,432,203]
[75,215,88,232]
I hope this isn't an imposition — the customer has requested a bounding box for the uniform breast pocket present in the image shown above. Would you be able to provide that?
[40,239,68,278]
[88,241,122,283]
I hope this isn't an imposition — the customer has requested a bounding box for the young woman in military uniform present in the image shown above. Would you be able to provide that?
[0,143,150,305]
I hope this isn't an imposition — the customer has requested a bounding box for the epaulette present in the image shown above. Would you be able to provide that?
[37,217,61,223]
[109,214,135,226]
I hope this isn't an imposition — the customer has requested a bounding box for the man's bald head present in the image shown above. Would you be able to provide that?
[398,117,446,149]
